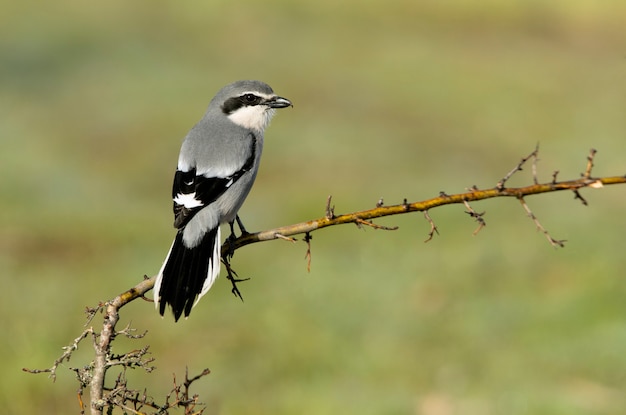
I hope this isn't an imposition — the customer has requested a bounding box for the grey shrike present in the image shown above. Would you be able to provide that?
[155,80,292,321]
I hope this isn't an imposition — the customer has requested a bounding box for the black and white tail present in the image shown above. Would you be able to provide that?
[155,227,221,321]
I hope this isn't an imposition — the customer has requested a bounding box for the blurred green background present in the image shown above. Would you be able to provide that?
[2,1,626,414]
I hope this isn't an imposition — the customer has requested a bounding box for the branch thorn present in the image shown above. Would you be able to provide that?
[354,218,398,231]
[275,233,297,242]
[583,148,597,179]
[518,196,566,248]
[423,210,439,242]
[303,232,312,272]
[497,145,539,190]
[573,190,588,206]
[463,200,486,235]
[325,195,335,219]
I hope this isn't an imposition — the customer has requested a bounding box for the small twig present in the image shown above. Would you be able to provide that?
[496,145,539,190]
[354,217,399,231]
[574,149,599,205]
[116,323,147,340]
[532,144,540,184]
[303,232,312,273]
[84,306,103,327]
[163,368,209,413]
[423,210,439,243]
[184,367,211,387]
[325,195,335,219]
[551,170,560,184]
[463,200,486,235]
[77,389,86,414]
[583,148,597,178]
[519,197,566,247]
[106,346,154,371]
[274,233,297,242]
[572,189,588,206]
[23,328,93,381]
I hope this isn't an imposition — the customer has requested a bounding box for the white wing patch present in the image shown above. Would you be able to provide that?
[174,192,204,209]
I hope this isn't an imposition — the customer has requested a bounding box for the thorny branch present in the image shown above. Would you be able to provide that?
[25,147,626,414]
[225,148,621,254]
[24,277,209,415]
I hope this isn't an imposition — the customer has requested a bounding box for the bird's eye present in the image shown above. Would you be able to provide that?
[243,94,258,103]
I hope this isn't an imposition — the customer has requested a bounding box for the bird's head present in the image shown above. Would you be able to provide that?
[215,80,292,133]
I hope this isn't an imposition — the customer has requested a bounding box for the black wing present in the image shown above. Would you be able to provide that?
[171,136,257,229]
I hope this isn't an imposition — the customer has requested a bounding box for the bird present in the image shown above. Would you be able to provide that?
[154,80,292,321]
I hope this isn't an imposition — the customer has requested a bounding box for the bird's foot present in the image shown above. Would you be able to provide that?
[222,258,249,301]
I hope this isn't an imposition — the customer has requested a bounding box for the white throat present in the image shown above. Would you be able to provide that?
[228,106,276,133]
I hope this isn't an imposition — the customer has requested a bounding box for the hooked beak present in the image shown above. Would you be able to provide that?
[267,96,293,109]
